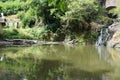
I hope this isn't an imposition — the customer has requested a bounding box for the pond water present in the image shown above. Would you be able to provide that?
[0,45,120,80]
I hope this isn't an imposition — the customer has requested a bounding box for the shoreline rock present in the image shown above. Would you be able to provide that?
[0,39,66,47]
[0,39,37,47]
[0,39,86,47]
[107,22,120,48]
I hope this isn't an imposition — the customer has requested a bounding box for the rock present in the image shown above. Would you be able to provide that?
[0,39,65,46]
[0,41,13,46]
[0,39,38,46]
[65,39,79,45]
[107,32,120,48]
[107,22,120,48]
[108,22,120,32]
[105,0,120,9]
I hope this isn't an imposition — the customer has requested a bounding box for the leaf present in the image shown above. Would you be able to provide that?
[50,8,57,15]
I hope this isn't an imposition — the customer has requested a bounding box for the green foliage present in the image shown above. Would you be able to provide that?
[40,30,53,41]
[17,11,24,19]
[40,29,66,41]
[0,0,15,2]
[0,0,109,42]
[84,31,98,43]
[65,0,98,20]
[53,28,66,41]
[28,0,67,31]
[61,0,101,32]
[0,0,29,15]
[0,29,5,39]
[20,8,36,27]
[79,38,85,43]
[0,28,44,40]
[45,24,60,32]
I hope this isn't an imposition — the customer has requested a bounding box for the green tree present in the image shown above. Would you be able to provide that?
[61,0,100,31]
[28,0,67,32]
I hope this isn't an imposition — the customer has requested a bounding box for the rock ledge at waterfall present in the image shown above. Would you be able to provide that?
[107,22,120,48]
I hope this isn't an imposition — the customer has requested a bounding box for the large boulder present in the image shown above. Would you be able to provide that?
[107,22,120,48]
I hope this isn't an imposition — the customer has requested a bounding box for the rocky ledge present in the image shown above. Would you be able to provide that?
[107,22,120,48]
[0,39,37,46]
[0,39,80,47]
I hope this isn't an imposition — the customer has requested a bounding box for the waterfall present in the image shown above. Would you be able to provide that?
[96,28,103,46]
[1,13,5,19]
[96,19,120,46]
[96,28,110,46]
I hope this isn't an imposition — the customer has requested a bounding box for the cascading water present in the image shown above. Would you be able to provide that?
[96,19,120,46]
[96,28,103,46]
[96,19,120,63]
[96,27,110,46]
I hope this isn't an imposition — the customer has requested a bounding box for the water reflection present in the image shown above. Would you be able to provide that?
[96,46,112,65]
[0,45,120,80]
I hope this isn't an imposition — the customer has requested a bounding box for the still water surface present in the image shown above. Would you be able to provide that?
[0,45,120,80]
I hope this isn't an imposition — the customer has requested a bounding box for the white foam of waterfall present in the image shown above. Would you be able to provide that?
[0,56,4,61]
[96,29,103,46]
[96,19,120,46]
[96,28,110,46]
[105,28,110,41]
[1,13,5,19]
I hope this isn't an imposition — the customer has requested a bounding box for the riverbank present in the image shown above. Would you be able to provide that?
[0,39,82,47]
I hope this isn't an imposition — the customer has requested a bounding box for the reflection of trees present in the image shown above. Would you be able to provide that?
[67,68,106,80]
[26,59,107,80]
[0,47,20,54]
[27,59,67,80]
[0,45,116,80]
[0,57,109,80]
[0,70,22,80]
[0,57,35,80]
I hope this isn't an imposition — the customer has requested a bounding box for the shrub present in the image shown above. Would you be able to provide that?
[0,28,44,40]
[45,24,61,33]
[0,0,29,15]
[61,0,106,32]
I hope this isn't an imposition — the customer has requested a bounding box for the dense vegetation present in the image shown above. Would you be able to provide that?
[0,0,115,43]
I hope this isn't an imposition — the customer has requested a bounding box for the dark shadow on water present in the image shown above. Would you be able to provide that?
[68,68,110,80]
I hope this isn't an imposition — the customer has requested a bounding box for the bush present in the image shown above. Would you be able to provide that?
[61,0,106,32]
[53,29,66,41]
[0,28,44,40]
[0,29,5,39]
[45,24,61,33]
[0,0,29,15]
[17,8,37,27]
